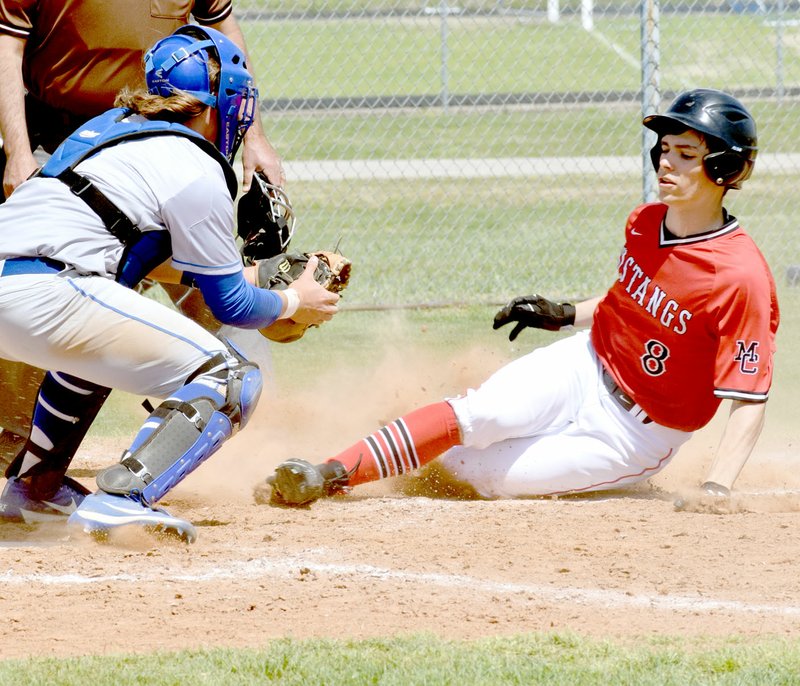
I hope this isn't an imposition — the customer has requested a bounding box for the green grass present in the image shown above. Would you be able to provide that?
[242,13,800,103]
[288,173,630,296]
[265,105,644,160]
[234,1,632,12]
[232,10,800,308]
[261,98,800,163]
[4,634,800,684]
[239,169,799,306]
[246,17,644,99]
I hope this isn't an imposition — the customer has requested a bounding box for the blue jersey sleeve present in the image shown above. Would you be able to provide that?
[188,271,283,328]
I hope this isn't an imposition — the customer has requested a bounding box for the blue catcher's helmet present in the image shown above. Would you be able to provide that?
[144,24,258,162]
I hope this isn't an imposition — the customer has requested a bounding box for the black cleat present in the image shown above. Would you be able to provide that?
[267,459,352,506]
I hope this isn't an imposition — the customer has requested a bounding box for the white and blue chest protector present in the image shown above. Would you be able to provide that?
[40,107,238,288]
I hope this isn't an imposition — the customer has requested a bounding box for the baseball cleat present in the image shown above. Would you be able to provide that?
[67,492,197,543]
[268,458,325,506]
[268,458,352,506]
[0,476,90,523]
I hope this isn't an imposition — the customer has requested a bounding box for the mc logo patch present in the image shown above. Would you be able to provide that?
[734,340,759,375]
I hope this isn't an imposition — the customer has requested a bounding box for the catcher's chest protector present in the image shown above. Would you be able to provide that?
[39,108,240,287]
[40,107,238,199]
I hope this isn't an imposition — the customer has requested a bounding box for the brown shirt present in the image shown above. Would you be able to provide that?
[0,0,233,117]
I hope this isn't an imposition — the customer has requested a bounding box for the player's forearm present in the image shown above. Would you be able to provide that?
[704,399,767,490]
[573,296,602,328]
[192,270,284,327]
[0,34,30,156]
[211,14,284,188]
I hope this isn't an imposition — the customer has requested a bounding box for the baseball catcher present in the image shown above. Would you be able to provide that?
[0,25,348,540]
[0,169,296,470]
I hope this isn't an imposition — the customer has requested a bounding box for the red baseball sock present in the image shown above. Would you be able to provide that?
[326,401,462,486]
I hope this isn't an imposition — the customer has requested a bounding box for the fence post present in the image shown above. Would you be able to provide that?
[581,0,594,31]
[440,0,450,111]
[548,0,560,23]
[775,0,785,100]
[641,0,660,202]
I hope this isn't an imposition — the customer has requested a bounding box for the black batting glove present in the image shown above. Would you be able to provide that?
[493,294,576,341]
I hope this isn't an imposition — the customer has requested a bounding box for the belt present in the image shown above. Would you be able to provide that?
[0,256,65,277]
[601,367,653,424]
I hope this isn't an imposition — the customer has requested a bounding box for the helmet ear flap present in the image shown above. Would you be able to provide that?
[649,140,661,172]
[648,134,753,190]
[144,35,216,106]
[702,150,753,189]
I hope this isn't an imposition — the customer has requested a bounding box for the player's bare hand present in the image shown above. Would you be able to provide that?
[291,256,340,325]
[493,294,576,340]
[241,128,285,191]
[3,151,38,199]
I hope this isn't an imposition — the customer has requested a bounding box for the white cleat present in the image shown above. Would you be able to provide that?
[67,492,197,543]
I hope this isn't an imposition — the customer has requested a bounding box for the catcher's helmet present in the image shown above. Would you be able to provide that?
[144,25,258,162]
[643,89,757,189]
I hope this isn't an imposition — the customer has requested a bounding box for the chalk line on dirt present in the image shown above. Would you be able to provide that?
[1,549,799,618]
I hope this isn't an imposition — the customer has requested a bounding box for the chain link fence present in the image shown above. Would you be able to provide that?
[237,1,800,307]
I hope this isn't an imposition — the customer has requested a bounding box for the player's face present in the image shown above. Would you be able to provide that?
[655,131,722,206]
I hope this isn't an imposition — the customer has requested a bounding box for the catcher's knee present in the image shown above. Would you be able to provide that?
[211,336,263,429]
[95,339,262,504]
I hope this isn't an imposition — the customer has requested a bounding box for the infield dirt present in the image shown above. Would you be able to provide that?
[2,343,799,659]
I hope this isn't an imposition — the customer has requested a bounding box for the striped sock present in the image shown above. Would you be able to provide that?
[329,401,461,486]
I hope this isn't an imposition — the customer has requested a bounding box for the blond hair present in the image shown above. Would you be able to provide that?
[114,88,208,121]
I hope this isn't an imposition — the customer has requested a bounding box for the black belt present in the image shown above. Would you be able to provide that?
[601,367,653,424]
[0,256,66,277]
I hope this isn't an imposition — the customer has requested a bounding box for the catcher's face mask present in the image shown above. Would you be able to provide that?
[261,179,296,252]
[238,172,297,262]
[145,24,258,162]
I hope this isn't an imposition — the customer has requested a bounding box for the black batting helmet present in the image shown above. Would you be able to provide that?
[643,89,757,189]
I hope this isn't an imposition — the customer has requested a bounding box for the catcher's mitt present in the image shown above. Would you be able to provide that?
[237,171,296,264]
[257,251,351,343]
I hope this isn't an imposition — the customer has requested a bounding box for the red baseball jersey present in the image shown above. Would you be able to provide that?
[591,202,779,432]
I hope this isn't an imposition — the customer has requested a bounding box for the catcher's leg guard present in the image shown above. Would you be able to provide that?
[5,371,110,500]
[96,343,262,505]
